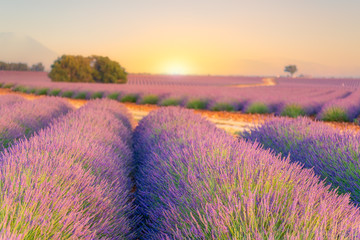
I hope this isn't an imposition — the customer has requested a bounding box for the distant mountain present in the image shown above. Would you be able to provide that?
[0,32,58,71]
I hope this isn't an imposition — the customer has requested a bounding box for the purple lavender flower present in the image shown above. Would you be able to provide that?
[2,71,360,118]
[243,116,360,204]
[0,99,137,239]
[0,94,25,109]
[134,107,360,239]
[0,97,73,150]
[317,89,360,121]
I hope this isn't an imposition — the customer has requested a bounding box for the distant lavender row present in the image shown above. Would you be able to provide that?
[277,76,360,88]
[6,82,359,121]
[0,71,264,86]
[318,89,360,121]
[0,94,25,109]
[134,107,360,239]
[243,117,360,205]
[0,99,137,239]
[0,97,73,150]
[1,71,360,121]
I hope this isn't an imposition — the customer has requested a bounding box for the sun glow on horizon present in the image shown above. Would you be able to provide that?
[163,62,191,75]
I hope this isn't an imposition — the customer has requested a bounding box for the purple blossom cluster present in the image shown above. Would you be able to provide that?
[0,97,73,150]
[0,99,137,239]
[243,117,360,204]
[277,76,360,88]
[2,71,360,121]
[134,107,360,239]
[0,94,25,110]
[317,89,360,121]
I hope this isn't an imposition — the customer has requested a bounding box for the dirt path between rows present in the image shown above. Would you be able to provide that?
[122,103,269,134]
[0,88,264,133]
[230,77,277,88]
[1,88,360,134]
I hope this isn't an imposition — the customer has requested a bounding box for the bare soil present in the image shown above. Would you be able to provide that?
[230,77,276,88]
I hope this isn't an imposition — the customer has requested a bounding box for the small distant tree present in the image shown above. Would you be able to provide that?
[49,55,93,82]
[90,55,127,83]
[284,65,297,77]
[30,62,45,72]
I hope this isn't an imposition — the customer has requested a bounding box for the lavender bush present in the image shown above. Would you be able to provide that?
[134,107,360,239]
[0,94,25,109]
[280,104,306,117]
[243,117,360,204]
[0,97,73,150]
[318,89,360,121]
[0,99,137,239]
[2,71,360,121]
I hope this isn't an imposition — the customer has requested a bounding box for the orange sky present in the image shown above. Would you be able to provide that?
[1,1,360,76]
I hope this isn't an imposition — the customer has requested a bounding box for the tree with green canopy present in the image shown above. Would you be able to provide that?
[49,55,93,82]
[90,55,127,83]
[284,65,297,77]
[30,62,45,72]
[49,55,127,83]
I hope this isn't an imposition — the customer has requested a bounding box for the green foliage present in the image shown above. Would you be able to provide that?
[36,88,49,95]
[91,92,103,99]
[107,92,120,100]
[186,99,208,110]
[49,55,94,83]
[30,62,45,72]
[160,98,181,106]
[3,83,14,89]
[12,85,21,91]
[281,104,306,118]
[141,95,159,104]
[13,85,27,92]
[120,94,138,103]
[20,87,29,93]
[322,107,349,122]
[48,55,127,83]
[28,88,37,94]
[0,83,3,87]
[90,55,127,83]
[12,86,28,93]
[246,102,270,114]
[74,92,88,99]
[284,65,297,77]
[211,102,235,112]
[49,89,61,96]
[62,91,74,98]
[0,61,29,71]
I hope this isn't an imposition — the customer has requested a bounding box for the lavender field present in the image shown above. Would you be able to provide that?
[0,96,360,239]
[1,71,360,122]
[243,117,360,204]
[3,0,360,238]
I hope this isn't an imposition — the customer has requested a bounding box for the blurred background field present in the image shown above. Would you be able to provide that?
[2,71,360,123]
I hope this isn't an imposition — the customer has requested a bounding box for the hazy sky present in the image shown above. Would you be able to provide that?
[1,0,360,76]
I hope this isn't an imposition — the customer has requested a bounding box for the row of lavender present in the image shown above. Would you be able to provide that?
[243,117,360,205]
[1,99,360,238]
[1,71,360,122]
[0,95,73,150]
[0,95,25,109]
[4,81,360,122]
[0,99,137,239]
[134,107,360,239]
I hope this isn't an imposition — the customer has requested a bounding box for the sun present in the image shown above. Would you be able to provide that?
[165,63,189,75]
